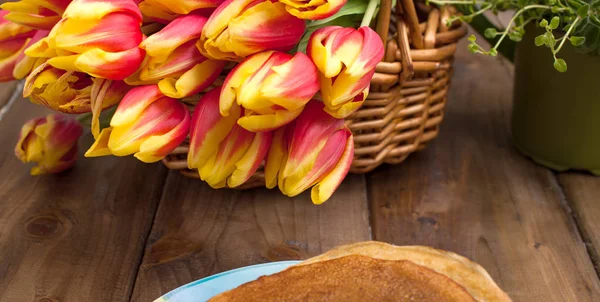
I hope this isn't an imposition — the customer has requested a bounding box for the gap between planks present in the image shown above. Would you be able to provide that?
[554,173,600,278]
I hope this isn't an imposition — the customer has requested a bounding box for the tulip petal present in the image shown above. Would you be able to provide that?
[311,131,353,204]
[260,52,319,111]
[135,105,190,163]
[107,96,188,158]
[70,47,145,80]
[282,0,347,20]
[199,124,254,188]
[328,68,374,107]
[50,12,143,53]
[237,106,303,132]
[199,0,305,61]
[110,84,163,127]
[158,58,225,99]
[323,86,368,119]
[264,126,288,189]
[283,101,345,176]
[282,128,349,197]
[15,117,44,162]
[13,30,49,79]
[227,130,272,188]
[226,1,305,56]
[63,0,142,22]
[220,51,273,116]
[85,126,113,157]
[345,27,385,77]
[188,87,241,170]
[140,14,207,58]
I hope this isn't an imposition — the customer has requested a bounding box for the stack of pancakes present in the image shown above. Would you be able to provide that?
[210,241,511,301]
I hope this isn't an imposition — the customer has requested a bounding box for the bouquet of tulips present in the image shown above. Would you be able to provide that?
[3,0,386,204]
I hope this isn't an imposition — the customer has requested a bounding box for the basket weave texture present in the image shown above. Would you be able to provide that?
[162,0,467,189]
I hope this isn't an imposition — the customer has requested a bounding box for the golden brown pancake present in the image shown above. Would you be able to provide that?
[299,241,511,302]
[209,255,476,302]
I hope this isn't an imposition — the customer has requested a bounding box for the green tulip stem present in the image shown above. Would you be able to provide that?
[76,113,92,125]
[360,0,379,27]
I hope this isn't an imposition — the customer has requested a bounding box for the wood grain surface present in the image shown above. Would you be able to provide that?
[0,99,168,301]
[130,173,371,301]
[557,172,600,274]
[367,37,600,301]
[1,30,600,302]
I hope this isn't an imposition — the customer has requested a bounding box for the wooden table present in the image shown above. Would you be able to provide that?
[1,35,600,302]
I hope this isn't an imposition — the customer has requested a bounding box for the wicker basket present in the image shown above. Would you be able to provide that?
[162,0,467,188]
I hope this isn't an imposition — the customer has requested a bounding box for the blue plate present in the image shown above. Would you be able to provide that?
[155,261,301,302]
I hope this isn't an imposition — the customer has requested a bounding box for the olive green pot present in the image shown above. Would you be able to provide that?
[512,27,600,175]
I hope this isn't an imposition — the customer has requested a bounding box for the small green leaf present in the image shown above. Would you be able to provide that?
[467,43,479,54]
[535,35,546,46]
[545,31,556,47]
[554,58,567,72]
[509,31,523,42]
[570,36,586,46]
[548,0,556,5]
[577,5,590,18]
[468,34,477,42]
[540,19,549,27]
[489,48,498,56]
[463,16,473,23]
[549,16,560,29]
[484,28,498,38]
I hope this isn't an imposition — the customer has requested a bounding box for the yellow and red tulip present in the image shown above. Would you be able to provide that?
[85,85,190,163]
[0,10,37,81]
[188,87,272,188]
[279,0,346,20]
[0,0,71,30]
[15,114,83,175]
[128,14,225,98]
[308,26,384,118]
[25,0,145,80]
[138,0,221,23]
[265,101,353,204]
[198,0,305,61]
[221,51,319,132]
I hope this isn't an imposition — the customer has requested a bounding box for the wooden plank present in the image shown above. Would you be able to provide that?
[130,172,371,301]
[557,172,600,274]
[0,98,168,301]
[367,36,600,301]
[0,81,18,112]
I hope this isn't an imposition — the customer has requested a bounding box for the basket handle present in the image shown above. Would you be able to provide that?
[374,0,392,52]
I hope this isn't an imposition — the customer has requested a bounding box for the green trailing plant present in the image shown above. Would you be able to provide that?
[427,0,600,72]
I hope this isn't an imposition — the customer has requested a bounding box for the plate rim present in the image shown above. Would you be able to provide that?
[156,260,302,302]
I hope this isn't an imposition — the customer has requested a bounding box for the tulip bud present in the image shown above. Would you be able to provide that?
[25,0,145,80]
[265,101,353,204]
[0,10,36,81]
[15,114,83,175]
[188,87,272,188]
[85,85,190,163]
[128,14,225,99]
[139,0,222,23]
[198,0,305,61]
[221,51,319,132]
[279,0,347,20]
[0,0,70,30]
[307,26,384,118]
